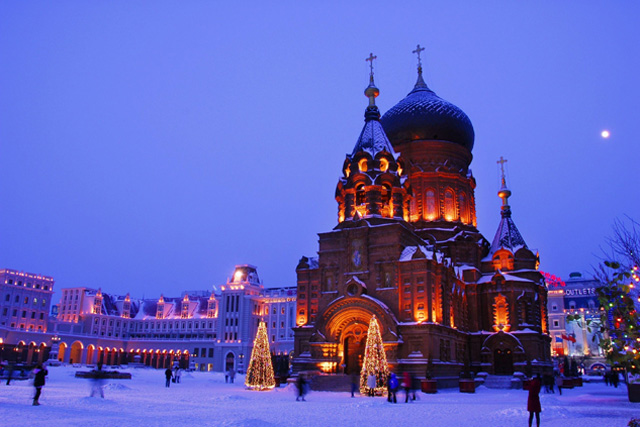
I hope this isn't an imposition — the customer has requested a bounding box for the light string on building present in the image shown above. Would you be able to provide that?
[359,315,389,395]
[245,320,276,390]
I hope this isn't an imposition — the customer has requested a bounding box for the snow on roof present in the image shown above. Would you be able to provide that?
[399,245,446,264]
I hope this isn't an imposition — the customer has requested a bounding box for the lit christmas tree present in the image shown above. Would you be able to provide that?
[245,320,276,390]
[360,315,389,395]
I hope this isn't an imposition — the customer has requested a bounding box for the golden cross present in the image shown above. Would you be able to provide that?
[413,44,425,68]
[365,53,377,76]
[497,156,508,178]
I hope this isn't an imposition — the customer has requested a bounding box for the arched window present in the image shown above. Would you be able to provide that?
[425,189,436,220]
[355,184,365,206]
[459,192,470,224]
[444,189,457,221]
[381,184,392,204]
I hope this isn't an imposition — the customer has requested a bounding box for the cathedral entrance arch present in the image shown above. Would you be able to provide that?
[494,348,513,375]
[481,331,524,376]
[342,323,367,374]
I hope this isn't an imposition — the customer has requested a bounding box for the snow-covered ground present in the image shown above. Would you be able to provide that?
[0,366,637,427]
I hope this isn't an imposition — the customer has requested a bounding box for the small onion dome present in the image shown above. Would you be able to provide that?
[380,71,475,151]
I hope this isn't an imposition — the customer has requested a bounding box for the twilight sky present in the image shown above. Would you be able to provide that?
[1,1,638,300]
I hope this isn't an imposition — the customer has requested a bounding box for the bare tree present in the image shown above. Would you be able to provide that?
[594,216,640,283]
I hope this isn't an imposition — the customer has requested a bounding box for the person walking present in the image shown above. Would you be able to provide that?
[32,364,48,406]
[402,372,412,403]
[90,363,106,398]
[387,372,398,403]
[295,374,307,401]
[229,367,236,384]
[6,363,14,386]
[527,374,542,427]
[165,367,173,388]
[350,372,358,398]
[174,366,181,384]
[367,373,376,397]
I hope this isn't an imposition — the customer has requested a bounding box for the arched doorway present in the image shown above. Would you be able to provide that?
[87,345,96,365]
[343,323,367,374]
[225,352,235,372]
[494,348,514,375]
[26,342,37,364]
[58,342,67,363]
[38,343,47,364]
[70,341,83,365]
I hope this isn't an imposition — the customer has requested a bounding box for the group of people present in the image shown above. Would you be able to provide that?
[164,366,182,387]
[384,372,419,403]
[224,368,236,383]
[603,370,621,387]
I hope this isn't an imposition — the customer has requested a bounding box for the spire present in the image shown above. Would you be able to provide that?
[497,156,512,218]
[350,54,394,156]
[488,157,527,255]
[363,53,381,122]
[412,44,429,90]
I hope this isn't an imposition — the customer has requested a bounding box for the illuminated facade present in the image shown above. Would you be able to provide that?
[1,265,295,372]
[293,54,551,381]
[547,272,603,358]
[0,269,55,365]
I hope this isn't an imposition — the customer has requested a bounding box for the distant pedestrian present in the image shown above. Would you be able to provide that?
[174,366,181,384]
[367,373,376,397]
[402,372,412,403]
[229,368,236,384]
[527,374,541,427]
[387,372,398,403]
[410,374,420,401]
[350,372,358,398]
[296,374,307,401]
[32,364,48,406]
[90,363,106,398]
[6,363,14,385]
[165,367,172,387]
[612,371,620,388]
[556,373,563,396]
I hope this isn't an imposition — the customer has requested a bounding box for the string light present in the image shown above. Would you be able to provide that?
[359,315,389,395]
[245,321,275,390]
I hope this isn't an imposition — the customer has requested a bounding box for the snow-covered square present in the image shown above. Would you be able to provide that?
[0,366,637,427]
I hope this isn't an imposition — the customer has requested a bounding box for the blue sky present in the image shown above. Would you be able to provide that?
[1,1,638,299]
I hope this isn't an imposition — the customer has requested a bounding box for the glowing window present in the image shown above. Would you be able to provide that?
[444,189,457,221]
[459,192,470,224]
[358,158,368,172]
[379,158,389,172]
[425,189,436,220]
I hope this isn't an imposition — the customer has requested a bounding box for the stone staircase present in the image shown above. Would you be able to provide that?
[482,375,515,389]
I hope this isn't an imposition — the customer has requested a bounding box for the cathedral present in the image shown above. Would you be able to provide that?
[292,50,551,383]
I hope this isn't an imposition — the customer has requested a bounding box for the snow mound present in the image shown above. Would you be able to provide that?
[104,382,133,391]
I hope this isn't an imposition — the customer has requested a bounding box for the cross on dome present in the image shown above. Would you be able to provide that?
[412,44,425,69]
[365,53,377,77]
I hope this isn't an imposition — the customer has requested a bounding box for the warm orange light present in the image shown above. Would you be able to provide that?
[358,158,368,172]
[379,158,389,172]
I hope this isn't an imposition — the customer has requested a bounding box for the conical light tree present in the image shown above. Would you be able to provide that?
[360,315,389,395]
[245,320,276,390]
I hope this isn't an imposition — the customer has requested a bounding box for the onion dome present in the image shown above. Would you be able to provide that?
[380,65,475,151]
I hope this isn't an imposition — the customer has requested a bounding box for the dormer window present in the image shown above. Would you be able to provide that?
[493,250,514,271]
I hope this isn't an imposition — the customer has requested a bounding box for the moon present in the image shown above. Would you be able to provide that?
[601,130,610,139]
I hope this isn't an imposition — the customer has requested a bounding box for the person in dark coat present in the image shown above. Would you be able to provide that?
[350,372,359,398]
[387,372,398,403]
[527,374,542,427]
[295,374,307,401]
[32,364,48,406]
[165,367,173,387]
